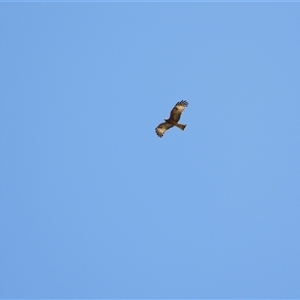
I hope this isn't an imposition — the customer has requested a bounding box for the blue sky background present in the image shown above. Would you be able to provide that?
[1,3,300,299]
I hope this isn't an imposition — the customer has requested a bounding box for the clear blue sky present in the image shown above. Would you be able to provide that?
[1,3,300,298]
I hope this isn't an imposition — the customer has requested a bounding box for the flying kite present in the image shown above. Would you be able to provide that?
[155,100,189,138]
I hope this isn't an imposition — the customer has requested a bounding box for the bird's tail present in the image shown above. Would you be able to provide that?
[175,123,187,131]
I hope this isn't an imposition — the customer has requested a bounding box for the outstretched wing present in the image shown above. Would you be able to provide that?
[155,122,174,138]
[169,100,188,122]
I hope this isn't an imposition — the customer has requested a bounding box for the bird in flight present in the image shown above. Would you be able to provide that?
[155,100,189,138]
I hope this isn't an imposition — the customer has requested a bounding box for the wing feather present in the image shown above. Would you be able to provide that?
[169,100,188,122]
[155,122,174,138]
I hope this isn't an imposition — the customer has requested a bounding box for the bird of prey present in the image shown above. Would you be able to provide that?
[155,100,189,138]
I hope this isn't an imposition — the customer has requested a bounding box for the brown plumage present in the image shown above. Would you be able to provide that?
[155,100,189,138]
